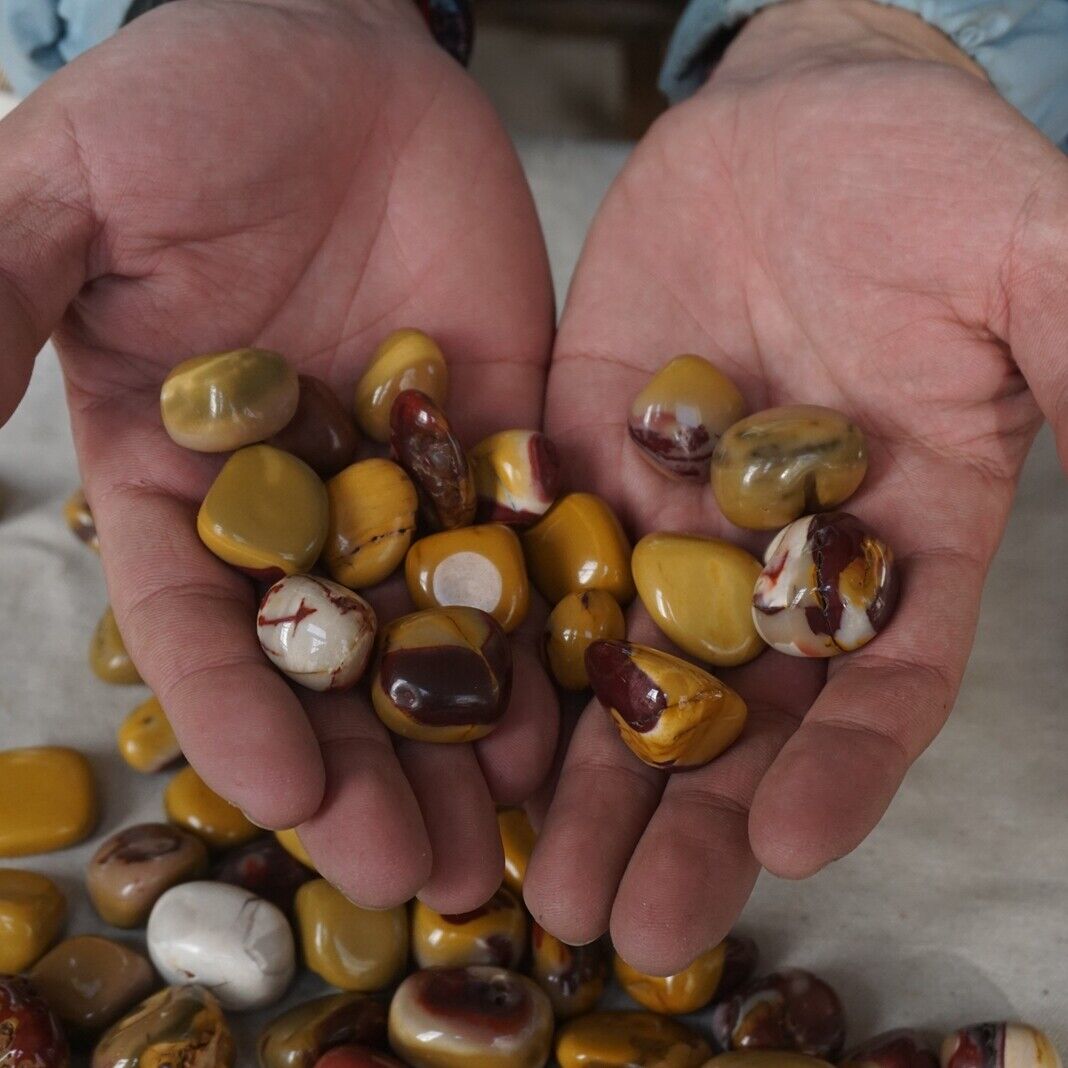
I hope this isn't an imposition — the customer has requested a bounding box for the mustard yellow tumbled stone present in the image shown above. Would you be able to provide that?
[275,827,315,870]
[498,807,535,895]
[0,746,98,857]
[0,869,66,972]
[64,487,99,552]
[556,1011,711,1068]
[197,444,328,579]
[704,1055,836,1068]
[544,590,626,691]
[90,606,142,684]
[117,696,181,773]
[164,766,259,850]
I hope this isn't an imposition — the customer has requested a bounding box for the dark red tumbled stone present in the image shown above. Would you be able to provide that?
[842,1030,941,1068]
[268,375,360,478]
[212,835,313,915]
[585,640,666,733]
[0,976,70,1068]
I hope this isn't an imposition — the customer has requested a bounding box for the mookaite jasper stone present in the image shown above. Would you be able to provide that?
[213,836,312,915]
[324,459,419,589]
[555,1011,710,1068]
[530,924,609,1020]
[628,355,747,481]
[0,746,97,857]
[498,807,535,895]
[405,524,530,633]
[29,936,156,1034]
[372,606,512,743]
[164,766,260,850]
[711,405,867,530]
[117,696,181,773]
[941,1025,1063,1068]
[160,348,299,452]
[412,887,527,970]
[469,430,561,526]
[0,869,66,973]
[0,975,69,1068]
[354,328,448,443]
[258,992,387,1068]
[268,375,359,478]
[90,607,142,684]
[521,493,635,606]
[87,822,209,928]
[708,1055,836,1068]
[315,1047,405,1068]
[64,487,99,551]
[842,1031,940,1068]
[294,880,408,992]
[632,533,764,667]
[543,590,626,692]
[585,641,748,770]
[276,828,315,869]
[389,966,553,1068]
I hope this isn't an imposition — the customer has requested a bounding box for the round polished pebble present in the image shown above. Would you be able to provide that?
[706,1054,837,1068]
[117,696,182,774]
[92,985,234,1068]
[543,590,626,692]
[258,992,388,1068]
[711,405,867,530]
[295,880,408,992]
[29,936,156,1035]
[315,1047,406,1068]
[0,746,98,857]
[164,766,260,850]
[530,924,609,1020]
[585,640,748,770]
[276,828,315,870]
[0,975,69,1068]
[412,887,527,969]
[469,430,561,526]
[354,328,448,443]
[841,1031,940,1068]
[90,606,142,684]
[521,493,635,606]
[324,459,419,589]
[752,512,898,658]
[497,808,536,896]
[161,348,299,452]
[268,375,360,478]
[0,869,66,973]
[711,969,846,1059]
[555,1010,711,1068]
[405,524,530,633]
[148,882,295,1010]
[64,487,99,551]
[628,355,747,481]
[941,1025,1063,1068]
[388,966,553,1068]
[257,575,377,691]
[372,606,512,743]
[213,836,313,915]
[87,822,209,928]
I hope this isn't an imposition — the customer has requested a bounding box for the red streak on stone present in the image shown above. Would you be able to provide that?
[258,598,317,629]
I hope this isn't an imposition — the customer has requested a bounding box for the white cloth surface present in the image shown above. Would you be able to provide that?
[0,88,1065,1058]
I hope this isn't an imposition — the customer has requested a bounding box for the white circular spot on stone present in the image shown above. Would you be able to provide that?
[432,552,503,614]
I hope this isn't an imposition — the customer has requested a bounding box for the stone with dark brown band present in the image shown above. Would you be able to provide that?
[842,1030,941,1068]
[212,836,312,916]
[530,924,609,1019]
[584,640,665,733]
[258,992,388,1068]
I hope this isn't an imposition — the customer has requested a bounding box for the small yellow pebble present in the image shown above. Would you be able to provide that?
[498,807,536,895]
[275,827,315,869]
[117,696,181,773]
[89,606,142,685]
[164,765,259,850]
[544,590,626,691]
[0,869,66,972]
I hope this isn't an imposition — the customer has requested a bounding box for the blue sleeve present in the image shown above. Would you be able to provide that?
[660,0,1068,151]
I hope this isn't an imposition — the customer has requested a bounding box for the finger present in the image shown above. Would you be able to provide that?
[526,687,588,830]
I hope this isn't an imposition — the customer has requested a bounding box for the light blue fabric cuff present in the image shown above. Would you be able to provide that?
[660,0,1068,150]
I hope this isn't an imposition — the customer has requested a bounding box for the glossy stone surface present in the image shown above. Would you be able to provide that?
[752,512,898,658]
[148,882,295,1011]
[710,969,846,1059]
[0,975,69,1068]
[275,828,315,870]
[64,487,99,551]
[0,869,65,973]
[941,1025,1062,1068]
[213,836,313,915]
[257,575,377,692]
[706,1054,836,1068]
[497,808,536,896]
[841,1031,940,1068]
[117,696,182,774]
[0,746,98,857]
[372,607,512,743]
[632,533,764,667]
[90,607,142,684]
[294,880,408,992]
[164,766,260,850]
[521,493,635,606]
[354,328,448,444]
[388,966,553,1068]
[268,375,359,478]
[543,590,626,692]
[258,992,387,1068]
[628,355,747,481]
[315,1047,406,1068]
[412,887,527,970]
[530,924,608,1020]
[87,822,209,928]
[161,348,299,453]
[406,524,530,633]
[586,641,748,770]
[469,430,561,526]
[28,936,156,1034]
[711,405,868,530]
[324,459,419,589]
[92,985,234,1068]
[391,390,476,531]
[555,1011,710,1068]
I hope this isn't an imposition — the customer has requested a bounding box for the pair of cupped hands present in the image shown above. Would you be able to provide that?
[3,0,1067,974]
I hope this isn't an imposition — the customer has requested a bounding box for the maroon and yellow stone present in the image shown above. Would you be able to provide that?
[213,836,313,915]
[164,766,260,851]
[543,589,626,691]
[497,808,536,895]
[314,1048,406,1068]
[268,374,360,478]
[117,696,182,774]
[469,430,561,526]
[842,1031,940,1068]
[0,869,66,973]
[64,488,99,552]
[530,924,609,1019]
[707,1055,837,1068]
[940,1025,1062,1068]
[412,887,528,970]
[0,975,69,1068]
[555,1011,710,1068]
[258,992,388,1068]
[90,606,142,684]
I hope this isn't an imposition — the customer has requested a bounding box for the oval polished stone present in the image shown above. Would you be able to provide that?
[64,487,99,552]
[268,375,360,478]
[354,328,448,444]
[628,355,747,481]
[586,641,748,770]
[497,808,535,896]
[276,828,315,870]
[29,936,156,1035]
[389,966,553,1068]
[117,696,182,774]
[633,533,765,668]
[213,836,313,915]
[0,975,69,1068]
[543,590,626,692]
[371,607,512,743]
[705,1055,837,1068]
[161,348,299,453]
[324,459,419,589]
[711,405,868,530]
[148,882,295,1011]
[752,512,898,658]
[941,1025,1063,1068]
[92,985,234,1068]
[315,1047,406,1068]
[521,493,635,606]
[257,575,377,692]
[412,887,527,970]
[0,869,66,973]
[391,389,476,531]
[90,607,142,684]
[258,992,388,1068]
[294,880,408,992]
[842,1031,940,1068]
[405,524,530,634]
[0,746,98,857]
[530,924,609,1020]
[469,430,561,526]
[555,1011,711,1068]
[164,766,260,851]
[87,822,209,928]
